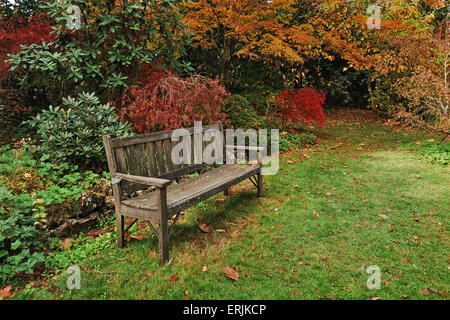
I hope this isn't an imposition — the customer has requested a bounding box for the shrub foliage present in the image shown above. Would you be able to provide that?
[120,72,229,133]
[274,88,326,127]
[0,145,104,285]
[28,92,131,170]
[221,95,261,129]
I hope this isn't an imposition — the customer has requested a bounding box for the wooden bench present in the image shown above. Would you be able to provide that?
[103,122,263,264]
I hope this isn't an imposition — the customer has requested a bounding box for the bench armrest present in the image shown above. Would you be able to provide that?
[113,173,172,188]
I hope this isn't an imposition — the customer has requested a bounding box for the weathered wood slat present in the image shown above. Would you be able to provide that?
[124,146,139,176]
[110,123,221,148]
[193,129,203,165]
[144,142,158,176]
[154,140,166,175]
[120,204,159,223]
[103,135,125,247]
[114,147,128,173]
[121,183,149,196]
[121,146,149,194]
[169,169,257,215]
[190,133,195,166]
[163,138,175,172]
[157,187,169,265]
[157,164,205,180]
[135,143,149,177]
[121,164,260,215]
[170,138,182,170]
[182,134,192,168]
[114,147,137,196]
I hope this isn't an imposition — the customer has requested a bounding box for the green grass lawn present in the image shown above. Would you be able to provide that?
[20,109,449,300]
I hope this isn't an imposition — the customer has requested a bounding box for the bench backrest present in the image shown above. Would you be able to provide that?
[103,122,223,194]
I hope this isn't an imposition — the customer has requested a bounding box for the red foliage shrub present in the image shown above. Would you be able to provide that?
[0,13,54,82]
[134,62,175,85]
[119,70,229,133]
[274,88,326,127]
[0,13,54,121]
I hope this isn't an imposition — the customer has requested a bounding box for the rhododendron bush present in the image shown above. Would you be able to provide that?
[274,88,326,127]
[119,71,229,133]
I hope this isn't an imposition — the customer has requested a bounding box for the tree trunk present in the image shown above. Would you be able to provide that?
[367,71,373,105]
[221,37,232,89]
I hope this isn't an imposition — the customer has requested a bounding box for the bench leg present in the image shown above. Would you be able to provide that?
[116,213,125,248]
[257,172,263,198]
[224,188,229,196]
[157,188,169,265]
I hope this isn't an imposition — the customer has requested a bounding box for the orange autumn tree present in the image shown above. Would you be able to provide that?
[361,0,449,131]
[183,0,331,87]
[183,0,268,87]
[183,0,378,88]
[184,0,448,131]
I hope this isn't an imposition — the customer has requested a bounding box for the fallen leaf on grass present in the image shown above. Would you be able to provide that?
[170,272,178,283]
[221,266,239,281]
[429,288,443,296]
[59,238,72,250]
[137,271,154,284]
[355,264,365,273]
[146,251,158,258]
[128,234,145,240]
[421,288,430,295]
[47,287,56,293]
[0,285,15,299]
[230,231,241,238]
[378,214,388,219]
[286,160,294,164]
[328,143,343,150]
[199,223,211,233]
[87,228,112,237]
[87,230,104,237]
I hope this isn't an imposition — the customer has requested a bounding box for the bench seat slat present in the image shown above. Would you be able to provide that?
[121,164,260,216]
